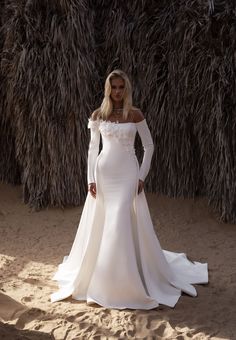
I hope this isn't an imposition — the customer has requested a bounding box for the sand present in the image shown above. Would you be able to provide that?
[0,182,235,340]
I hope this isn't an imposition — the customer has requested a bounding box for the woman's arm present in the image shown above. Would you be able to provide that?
[135,112,154,182]
[87,117,100,186]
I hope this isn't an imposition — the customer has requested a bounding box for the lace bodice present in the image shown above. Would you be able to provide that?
[88,119,136,138]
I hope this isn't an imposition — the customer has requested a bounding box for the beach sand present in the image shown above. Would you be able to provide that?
[0,182,235,339]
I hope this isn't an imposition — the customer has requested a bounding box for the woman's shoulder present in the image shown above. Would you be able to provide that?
[130,107,145,123]
[90,108,101,121]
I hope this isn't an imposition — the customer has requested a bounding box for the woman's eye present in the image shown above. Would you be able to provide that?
[111,85,124,89]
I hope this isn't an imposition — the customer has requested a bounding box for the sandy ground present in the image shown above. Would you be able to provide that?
[0,182,235,340]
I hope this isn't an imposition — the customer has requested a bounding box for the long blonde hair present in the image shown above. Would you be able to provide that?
[99,69,133,120]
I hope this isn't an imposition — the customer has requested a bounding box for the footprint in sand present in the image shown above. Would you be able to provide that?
[16,307,46,329]
[0,212,5,222]
[21,296,33,303]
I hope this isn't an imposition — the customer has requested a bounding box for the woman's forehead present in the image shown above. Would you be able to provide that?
[110,77,124,85]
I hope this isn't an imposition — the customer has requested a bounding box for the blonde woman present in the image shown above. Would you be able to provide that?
[51,70,208,309]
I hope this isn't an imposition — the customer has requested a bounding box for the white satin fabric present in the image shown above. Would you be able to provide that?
[51,119,208,309]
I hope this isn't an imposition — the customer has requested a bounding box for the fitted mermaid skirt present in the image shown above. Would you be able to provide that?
[51,120,208,309]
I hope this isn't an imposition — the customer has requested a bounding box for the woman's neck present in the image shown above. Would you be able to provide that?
[112,101,123,109]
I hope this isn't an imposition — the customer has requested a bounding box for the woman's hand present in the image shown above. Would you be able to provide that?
[88,182,96,198]
[138,179,144,194]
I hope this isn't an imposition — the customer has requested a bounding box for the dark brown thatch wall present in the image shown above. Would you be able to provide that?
[1,0,236,222]
[1,0,99,208]
[0,0,21,184]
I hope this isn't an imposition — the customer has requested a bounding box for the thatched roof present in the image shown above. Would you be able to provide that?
[1,0,236,222]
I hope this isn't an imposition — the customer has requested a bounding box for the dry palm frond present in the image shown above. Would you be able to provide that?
[0,0,21,184]
[1,0,99,208]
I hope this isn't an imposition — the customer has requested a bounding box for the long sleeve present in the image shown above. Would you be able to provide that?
[136,119,154,181]
[87,119,100,184]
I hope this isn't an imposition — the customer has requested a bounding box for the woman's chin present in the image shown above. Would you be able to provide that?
[111,97,123,102]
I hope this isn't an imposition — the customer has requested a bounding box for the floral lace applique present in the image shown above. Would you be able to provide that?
[99,120,136,154]
[99,120,135,138]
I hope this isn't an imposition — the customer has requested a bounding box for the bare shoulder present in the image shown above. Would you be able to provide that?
[130,107,145,123]
[90,108,101,121]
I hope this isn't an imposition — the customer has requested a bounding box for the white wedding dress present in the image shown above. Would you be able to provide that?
[51,118,208,309]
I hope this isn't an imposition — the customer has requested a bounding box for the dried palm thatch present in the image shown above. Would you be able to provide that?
[1,0,99,209]
[0,0,21,184]
[1,0,236,222]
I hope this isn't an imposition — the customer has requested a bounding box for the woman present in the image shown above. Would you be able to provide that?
[51,70,208,309]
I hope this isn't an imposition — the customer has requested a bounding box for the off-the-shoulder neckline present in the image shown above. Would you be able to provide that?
[88,118,146,125]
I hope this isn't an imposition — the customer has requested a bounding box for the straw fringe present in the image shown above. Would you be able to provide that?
[0,0,99,209]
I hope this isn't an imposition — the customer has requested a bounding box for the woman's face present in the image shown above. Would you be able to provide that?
[110,77,125,103]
